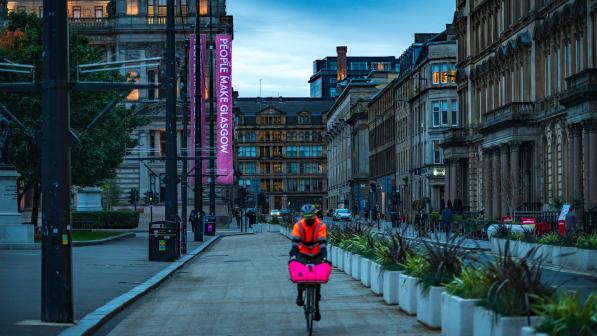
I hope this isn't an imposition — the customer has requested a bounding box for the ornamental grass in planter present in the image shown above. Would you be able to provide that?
[509,231,524,258]
[349,230,379,281]
[537,232,560,262]
[398,252,427,315]
[531,292,596,336]
[442,267,495,336]
[491,224,511,254]
[518,227,538,261]
[416,234,469,329]
[474,245,552,336]
[374,231,411,305]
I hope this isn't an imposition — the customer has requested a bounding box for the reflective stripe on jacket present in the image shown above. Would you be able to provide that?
[291,217,327,256]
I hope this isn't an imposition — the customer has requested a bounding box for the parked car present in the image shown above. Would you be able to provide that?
[333,209,352,221]
[270,209,281,217]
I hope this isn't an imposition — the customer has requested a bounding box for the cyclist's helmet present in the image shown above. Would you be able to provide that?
[301,204,317,224]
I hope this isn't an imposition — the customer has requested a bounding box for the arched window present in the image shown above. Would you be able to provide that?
[546,127,553,201]
[555,125,563,198]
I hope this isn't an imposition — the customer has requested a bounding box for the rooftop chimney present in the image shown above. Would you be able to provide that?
[337,46,347,82]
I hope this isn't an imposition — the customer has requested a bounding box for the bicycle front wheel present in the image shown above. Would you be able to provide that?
[304,287,315,336]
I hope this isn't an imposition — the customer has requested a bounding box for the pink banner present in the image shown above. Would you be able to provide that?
[215,34,233,185]
[189,34,208,184]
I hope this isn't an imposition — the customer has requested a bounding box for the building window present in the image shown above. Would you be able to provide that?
[451,99,458,126]
[289,162,299,174]
[38,6,43,17]
[72,6,81,19]
[259,162,271,174]
[127,0,139,15]
[329,78,337,84]
[432,64,440,84]
[17,6,26,13]
[199,0,208,15]
[433,141,442,164]
[180,0,188,16]
[127,71,140,101]
[238,146,257,158]
[327,61,337,70]
[564,40,571,80]
[545,53,551,97]
[287,179,298,192]
[441,100,448,126]
[576,37,583,72]
[432,101,440,127]
[450,64,457,82]
[441,63,449,83]
[299,115,310,124]
[272,146,282,157]
[273,179,283,192]
[520,64,525,100]
[556,47,561,92]
[286,132,296,141]
[158,0,167,16]
[350,62,368,71]
[240,162,256,174]
[286,146,297,157]
[95,6,103,18]
[330,87,338,98]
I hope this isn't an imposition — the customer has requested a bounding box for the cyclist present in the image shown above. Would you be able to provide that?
[289,204,328,321]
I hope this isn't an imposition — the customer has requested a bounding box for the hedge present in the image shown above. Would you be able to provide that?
[72,211,139,229]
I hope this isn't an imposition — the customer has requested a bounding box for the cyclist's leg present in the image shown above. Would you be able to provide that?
[295,254,308,306]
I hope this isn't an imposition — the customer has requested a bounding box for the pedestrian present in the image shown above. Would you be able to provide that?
[565,206,577,235]
[442,202,454,239]
[189,209,198,233]
[235,208,243,230]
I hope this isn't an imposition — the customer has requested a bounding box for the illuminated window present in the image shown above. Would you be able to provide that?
[148,0,155,16]
[450,64,457,82]
[95,6,103,18]
[433,141,442,164]
[126,0,139,15]
[432,64,440,84]
[199,0,208,15]
[179,0,188,15]
[158,0,167,16]
[72,6,81,18]
[38,6,43,17]
[441,63,448,83]
[273,179,283,192]
[127,71,140,101]
[273,163,283,174]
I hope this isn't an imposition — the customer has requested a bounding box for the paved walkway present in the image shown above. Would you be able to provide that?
[100,233,436,336]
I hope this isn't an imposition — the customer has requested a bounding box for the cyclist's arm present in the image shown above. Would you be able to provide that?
[290,223,300,257]
[318,223,328,259]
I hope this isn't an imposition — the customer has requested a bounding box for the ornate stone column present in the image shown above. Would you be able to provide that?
[484,150,493,219]
[500,145,510,214]
[492,148,501,219]
[444,159,452,203]
[510,142,521,212]
[453,160,460,201]
[573,125,583,200]
[587,121,597,209]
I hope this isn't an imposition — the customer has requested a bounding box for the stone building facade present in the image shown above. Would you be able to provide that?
[234,98,332,214]
[368,30,457,218]
[6,1,234,214]
[446,0,597,222]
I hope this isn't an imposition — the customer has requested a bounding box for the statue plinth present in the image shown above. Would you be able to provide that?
[0,169,34,248]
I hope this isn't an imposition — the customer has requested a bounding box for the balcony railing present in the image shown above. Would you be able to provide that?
[481,102,534,130]
[561,68,597,107]
[440,128,467,147]
[69,17,114,30]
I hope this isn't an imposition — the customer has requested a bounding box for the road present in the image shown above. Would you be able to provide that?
[0,233,205,336]
[97,233,436,336]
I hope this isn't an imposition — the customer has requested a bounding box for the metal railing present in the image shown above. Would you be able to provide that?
[482,102,535,128]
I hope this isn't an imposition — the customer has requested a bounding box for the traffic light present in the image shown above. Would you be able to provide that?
[128,188,139,205]
[148,191,155,204]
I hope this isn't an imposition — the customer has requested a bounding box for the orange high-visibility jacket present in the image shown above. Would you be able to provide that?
[291,217,327,256]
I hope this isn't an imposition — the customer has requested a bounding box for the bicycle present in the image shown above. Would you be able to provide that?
[288,261,332,336]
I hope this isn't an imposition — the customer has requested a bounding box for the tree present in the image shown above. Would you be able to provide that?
[0,12,147,224]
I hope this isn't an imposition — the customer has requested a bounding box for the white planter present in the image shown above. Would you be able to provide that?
[253,223,262,233]
[370,262,384,295]
[473,306,539,336]
[577,248,597,270]
[351,254,362,280]
[441,292,480,336]
[509,240,520,257]
[382,270,401,304]
[343,251,352,275]
[520,326,548,336]
[360,258,372,287]
[279,225,284,234]
[398,273,418,315]
[517,242,534,259]
[328,245,334,263]
[417,285,445,329]
[336,248,345,271]
[537,244,553,262]
[552,246,577,269]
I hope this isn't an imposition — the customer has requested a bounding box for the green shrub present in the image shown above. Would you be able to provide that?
[445,266,494,299]
[350,231,379,259]
[510,231,524,241]
[491,223,511,239]
[483,243,553,316]
[417,236,468,292]
[401,252,427,278]
[534,292,597,336]
[576,233,597,250]
[539,232,561,245]
[72,211,139,229]
[373,231,411,271]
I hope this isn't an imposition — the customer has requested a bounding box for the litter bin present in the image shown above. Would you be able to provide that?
[204,215,216,236]
[149,220,179,261]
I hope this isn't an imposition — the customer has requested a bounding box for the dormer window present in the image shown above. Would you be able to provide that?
[298,113,311,125]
